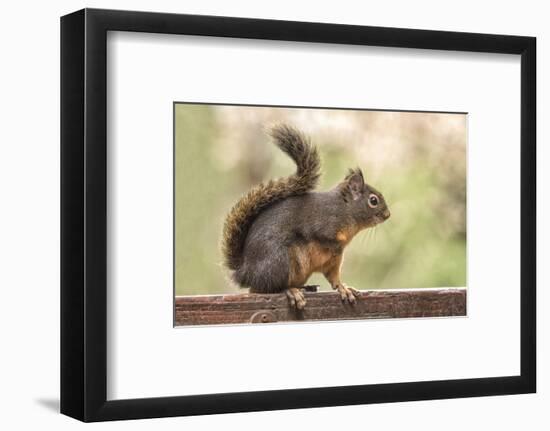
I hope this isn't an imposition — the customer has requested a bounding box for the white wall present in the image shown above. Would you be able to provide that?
[0,0,546,429]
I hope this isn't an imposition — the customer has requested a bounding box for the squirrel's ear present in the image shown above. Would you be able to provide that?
[345,168,365,201]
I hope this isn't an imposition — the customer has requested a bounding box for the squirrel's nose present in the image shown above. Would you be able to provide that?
[382,208,391,220]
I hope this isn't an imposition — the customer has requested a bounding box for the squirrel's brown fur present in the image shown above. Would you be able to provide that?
[221,124,390,309]
[221,125,321,271]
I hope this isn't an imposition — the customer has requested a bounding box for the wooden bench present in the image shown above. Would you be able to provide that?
[174,287,466,326]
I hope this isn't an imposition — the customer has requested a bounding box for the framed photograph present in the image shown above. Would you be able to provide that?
[173,102,468,326]
[61,8,536,422]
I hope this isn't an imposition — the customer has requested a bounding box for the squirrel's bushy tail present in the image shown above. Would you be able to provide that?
[221,124,321,271]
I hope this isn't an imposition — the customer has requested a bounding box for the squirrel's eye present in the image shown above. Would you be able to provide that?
[368,194,379,208]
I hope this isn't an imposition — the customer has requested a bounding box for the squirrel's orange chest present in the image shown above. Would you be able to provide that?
[306,242,336,271]
[288,242,339,286]
[335,226,360,246]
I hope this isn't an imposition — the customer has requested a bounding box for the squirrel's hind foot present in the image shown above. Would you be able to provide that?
[285,288,307,310]
[333,284,360,304]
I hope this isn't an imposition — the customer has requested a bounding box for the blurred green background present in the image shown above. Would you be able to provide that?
[175,103,467,296]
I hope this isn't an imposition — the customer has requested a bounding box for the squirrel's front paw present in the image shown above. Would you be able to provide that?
[285,287,307,310]
[333,284,360,304]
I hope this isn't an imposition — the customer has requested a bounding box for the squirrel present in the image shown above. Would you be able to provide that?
[221,124,390,310]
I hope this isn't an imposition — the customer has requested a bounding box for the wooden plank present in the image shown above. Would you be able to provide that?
[174,288,466,326]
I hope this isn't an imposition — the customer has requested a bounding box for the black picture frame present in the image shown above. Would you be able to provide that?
[61,8,536,422]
